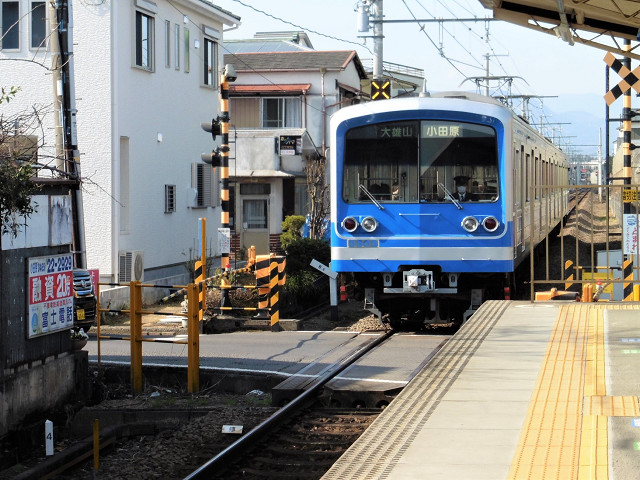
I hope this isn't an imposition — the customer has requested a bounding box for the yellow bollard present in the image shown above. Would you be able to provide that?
[582,283,593,303]
[130,281,143,394]
[187,283,200,393]
[634,284,640,302]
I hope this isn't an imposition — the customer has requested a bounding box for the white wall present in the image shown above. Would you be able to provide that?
[111,1,230,280]
[1,1,237,282]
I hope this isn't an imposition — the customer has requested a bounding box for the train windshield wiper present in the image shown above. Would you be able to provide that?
[437,182,462,210]
[359,184,385,210]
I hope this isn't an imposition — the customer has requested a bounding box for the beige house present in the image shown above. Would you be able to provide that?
[223,33,368,255]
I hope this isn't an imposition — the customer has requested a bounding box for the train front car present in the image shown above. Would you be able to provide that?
[330,94,514,328]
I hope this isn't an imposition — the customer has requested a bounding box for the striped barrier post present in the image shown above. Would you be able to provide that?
[623,257,634,301]
[195,258,205,323]
[269,256,286,330]
[269,256,283,331]
[564,260,575,291]
[254,254,271,319]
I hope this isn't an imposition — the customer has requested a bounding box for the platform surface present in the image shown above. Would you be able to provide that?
[322,300,640,480]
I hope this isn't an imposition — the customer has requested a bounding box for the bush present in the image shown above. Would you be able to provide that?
[280,215,305,251]
[283,237,330,276]
[280,270,329,317]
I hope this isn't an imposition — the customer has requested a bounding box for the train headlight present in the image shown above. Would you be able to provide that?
[461,216,479,233]
[342,216,358,232]
[361,216,378,233]
[482,216,500,232]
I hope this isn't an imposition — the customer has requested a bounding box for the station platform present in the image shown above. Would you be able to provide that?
[321,300,640,480]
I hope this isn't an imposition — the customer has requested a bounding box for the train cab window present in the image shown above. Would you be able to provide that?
[418,121,499,202]
[341,120,499,204]
[342,121,420,203]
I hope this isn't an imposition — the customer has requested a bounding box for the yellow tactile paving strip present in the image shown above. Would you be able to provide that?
[508,304,640,479]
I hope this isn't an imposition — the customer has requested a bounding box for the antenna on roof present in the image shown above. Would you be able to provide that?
[419,77,430,97]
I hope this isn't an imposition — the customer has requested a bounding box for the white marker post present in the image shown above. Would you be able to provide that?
[311,259,338,322]
[45,419,54,456]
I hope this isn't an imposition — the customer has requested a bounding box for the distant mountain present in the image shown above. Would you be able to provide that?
[544,93,621,157]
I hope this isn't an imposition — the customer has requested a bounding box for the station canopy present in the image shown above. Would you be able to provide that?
[478,0,640,59]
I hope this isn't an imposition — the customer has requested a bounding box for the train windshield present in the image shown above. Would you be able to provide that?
[342,120,499,203]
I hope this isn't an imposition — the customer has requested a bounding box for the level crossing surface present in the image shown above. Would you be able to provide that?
[322,300,640,480]
[87,330,373,376]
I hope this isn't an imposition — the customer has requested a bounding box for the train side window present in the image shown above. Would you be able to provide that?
[525,153,530,202]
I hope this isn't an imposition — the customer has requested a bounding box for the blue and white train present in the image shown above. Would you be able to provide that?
[330,92,569,327]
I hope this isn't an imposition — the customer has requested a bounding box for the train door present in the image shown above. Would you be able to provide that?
[514,145,524,253]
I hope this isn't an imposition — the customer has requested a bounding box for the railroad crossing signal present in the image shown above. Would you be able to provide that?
[603,52,640,105]
[371,78,391,100]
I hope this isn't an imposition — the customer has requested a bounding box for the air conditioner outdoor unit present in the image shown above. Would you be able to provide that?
[119,250,144,283]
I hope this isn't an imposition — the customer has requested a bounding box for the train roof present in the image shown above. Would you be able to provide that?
[330,92,512,125]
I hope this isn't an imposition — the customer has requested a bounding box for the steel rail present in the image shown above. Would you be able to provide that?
[184,330,395,480]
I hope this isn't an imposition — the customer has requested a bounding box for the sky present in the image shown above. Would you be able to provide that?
[219,0,627,156]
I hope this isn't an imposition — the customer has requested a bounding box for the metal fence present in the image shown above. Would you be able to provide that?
[530,184,640,302]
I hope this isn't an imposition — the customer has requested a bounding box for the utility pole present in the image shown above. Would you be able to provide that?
[358,1,384,82]
[56,0,86,269]
[372,0,383,79]
[48,3,63,170]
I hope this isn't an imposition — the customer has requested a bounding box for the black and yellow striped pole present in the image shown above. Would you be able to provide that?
[201,65,236,308]
[623,40,635,301]
[219,67,233,308]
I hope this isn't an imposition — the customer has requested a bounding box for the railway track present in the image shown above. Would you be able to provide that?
[185,331,394,479]
[203,407,380,479]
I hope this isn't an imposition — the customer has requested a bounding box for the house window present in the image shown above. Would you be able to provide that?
[240,183,270,195]
[203,36,217,87]
[192,163,219,208]
[135,10,154,70]
[243,199,268,229]
[184,27,189,73]
[164,184,176,213]
[230,97,302,129]
[164,20,170,68]
[174,24,180,70]
[230,98,260,128]
[30,1,45,49]
[295,180,309,215]
[262,98,301,128]
[1,1,19,50]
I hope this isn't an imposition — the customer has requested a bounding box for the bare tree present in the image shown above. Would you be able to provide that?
[305,155,329,240]
[0,87,39,237]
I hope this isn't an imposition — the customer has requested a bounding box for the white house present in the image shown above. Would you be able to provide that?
[1,1,240,299]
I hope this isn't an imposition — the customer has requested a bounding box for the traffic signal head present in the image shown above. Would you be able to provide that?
[201,117,222,141]
[371,78,391,101]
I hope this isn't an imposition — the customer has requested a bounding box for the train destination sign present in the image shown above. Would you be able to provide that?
[27,253,74,338]
[422,124,462,138]
[377,125,416,138]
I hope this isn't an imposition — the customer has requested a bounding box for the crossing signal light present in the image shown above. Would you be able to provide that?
[201,117,222,141]
[371,78,391,101]
[201,145,229,166]
[201,149,222,167]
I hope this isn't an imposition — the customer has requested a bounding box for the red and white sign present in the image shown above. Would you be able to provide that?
[27,253,74,338]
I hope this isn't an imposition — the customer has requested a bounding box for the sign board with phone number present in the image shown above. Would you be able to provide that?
[27,253,74,338]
